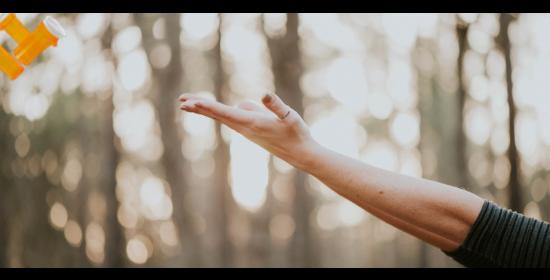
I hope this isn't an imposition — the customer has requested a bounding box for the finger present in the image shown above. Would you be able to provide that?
[182,99,254,126]
[178,93,204,102]
[236,100,267,112]
[180,100,243,129]
[180,100,200,111]
[262,92,291,120]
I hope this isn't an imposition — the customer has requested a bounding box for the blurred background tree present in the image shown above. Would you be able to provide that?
[0,13,549,267]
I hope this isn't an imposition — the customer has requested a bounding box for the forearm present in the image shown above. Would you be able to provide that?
[291,142,484,251]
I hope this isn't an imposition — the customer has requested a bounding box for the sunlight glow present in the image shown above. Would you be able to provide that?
[51,28,84,73]
[229,132,270,212]
[64,220,83,247]
[367,92,394,120]
[113,26,142,55]
[390,112,420,148]
[117,49,150,92]
[118,203,139,229]
[323,56,369,114]
[82,52,112,94]
[382,13,420,53]
[61,157,82,192]
[114,99,161,161]
[139,176,173,221]
[49,202,68,230]
[362,140,399,172]
[516,112,539,165]
[8,74,52,121]
[159,221,179,247]
[337,200,365,227]
[85,222,105,265]
[300,14,364,52]
[270,214,295,241]
[465,104,492,146]
[315,199,364,230]
[181,13,219,43]
[263,13,287,39]
[127,236,150,264]
[310,108,361,159]
[77,13,106,40]
[222,16,273,98]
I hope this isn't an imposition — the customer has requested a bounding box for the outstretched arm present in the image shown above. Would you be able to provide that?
[179,92,484,252]
[299,143,484,251]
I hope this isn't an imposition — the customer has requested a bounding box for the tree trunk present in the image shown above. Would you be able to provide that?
[414,36,432,268]
[415,22,465,267]
[0,108,11,267]
[265,13,316,267]
[135,13,201,266]
[497,13,522,212]
[210,13,233,267]
[455,20,469,191]
[100,21,125,267]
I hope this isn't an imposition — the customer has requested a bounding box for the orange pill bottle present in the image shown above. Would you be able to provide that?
[0,13,65,80]
[0,13,25,80]
[14,16,66,65]
[0,45,23,80]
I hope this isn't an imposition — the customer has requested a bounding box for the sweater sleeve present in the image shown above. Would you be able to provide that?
[443,200,550,268]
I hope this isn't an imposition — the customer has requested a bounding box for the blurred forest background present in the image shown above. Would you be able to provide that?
[1,13,550,267]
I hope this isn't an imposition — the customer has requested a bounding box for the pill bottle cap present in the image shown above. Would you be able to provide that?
[43,16,66,39]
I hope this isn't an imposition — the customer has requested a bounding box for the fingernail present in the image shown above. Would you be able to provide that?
[262,93,272,103]
[179,93,188,101]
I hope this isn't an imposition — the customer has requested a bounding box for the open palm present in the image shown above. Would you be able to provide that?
[179,93,316,168]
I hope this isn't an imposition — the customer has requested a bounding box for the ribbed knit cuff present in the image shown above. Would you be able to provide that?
[443,200,550,268]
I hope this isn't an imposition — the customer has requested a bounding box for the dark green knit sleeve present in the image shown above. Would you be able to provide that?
[443,200,550,268]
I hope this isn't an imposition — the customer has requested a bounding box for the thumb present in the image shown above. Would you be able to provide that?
[262,93,291,120]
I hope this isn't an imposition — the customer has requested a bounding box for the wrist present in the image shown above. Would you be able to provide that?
[287,138,324,172]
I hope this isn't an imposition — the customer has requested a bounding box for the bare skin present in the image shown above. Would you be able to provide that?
[179,92,485,252]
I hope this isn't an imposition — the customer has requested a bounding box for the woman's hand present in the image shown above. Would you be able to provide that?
[178,93,319,170]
